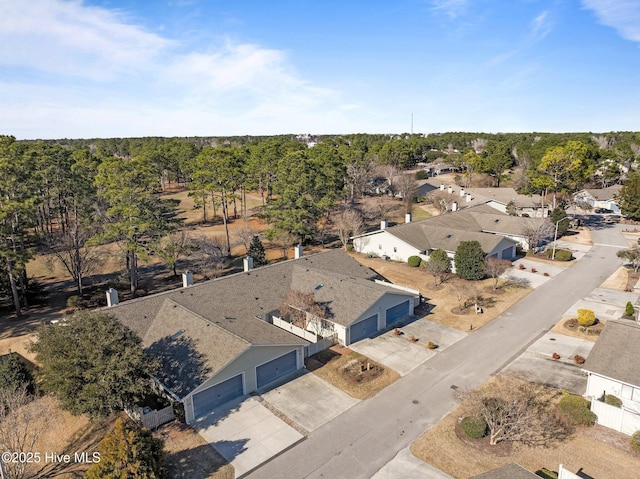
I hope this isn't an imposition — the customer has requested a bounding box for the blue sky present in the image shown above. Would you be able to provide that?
[1,0,640,139]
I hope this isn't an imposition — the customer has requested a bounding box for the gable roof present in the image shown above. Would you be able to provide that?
[470,463,539,479]
[105,250,386,396]
[583,320,640,387]
[582,185,622,201]
[367,205,522,254]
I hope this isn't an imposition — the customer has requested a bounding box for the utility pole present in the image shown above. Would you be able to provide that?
[411,113,414,135]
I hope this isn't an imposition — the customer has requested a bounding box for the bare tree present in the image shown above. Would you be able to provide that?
[394,174,418,213]
[268,230,297,260]
[485,257,512,290]
[378,164,399,196]
[43,225,104,297]
[364,198,394,223]
[345,160,374,203]
[521,219,554,253]
[0,386,54,479]
[234,218,257,254]
[279,290,326,328]
[336,208,365,249]
[425,190,452,214]
[457,377,571,446]
[471,138,487,154]
[187,235,228,279]
[592,135,613,150]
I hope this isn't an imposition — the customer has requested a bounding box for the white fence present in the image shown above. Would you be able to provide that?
[558,464,581,479]
[140,405,175,430]
[128,405,175,430]
[305,335,337,357]
[591,400,640,435]
[272,315,318,342]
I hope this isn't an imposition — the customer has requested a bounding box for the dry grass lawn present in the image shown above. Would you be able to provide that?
[156,422,233,479]
[351,254,532,331]
[561,227,593,246]
[601,266,631,291]
[411,405,640,479]
[312,351,399,399]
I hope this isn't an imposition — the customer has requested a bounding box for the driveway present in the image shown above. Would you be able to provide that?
[195,396,303,477]
[563,287,640,321]
[349,317,467,376]
[500,331,595,394]
[262,372,359,432]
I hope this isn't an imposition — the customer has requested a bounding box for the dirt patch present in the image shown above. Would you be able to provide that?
[411,404,640,479]
[601,266,633,291]
[561,228,593,246]
[156,421,234,479]
[311,351,399,400]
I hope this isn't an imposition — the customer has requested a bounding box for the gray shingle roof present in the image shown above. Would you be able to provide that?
[471,463,539,479]
[104,250,386,396]
[583,320,640,387]
[584,185,622,201]
[376,205,522,253]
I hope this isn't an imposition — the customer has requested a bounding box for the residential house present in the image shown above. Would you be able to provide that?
[351,204,547,266]
[574,185,622,213]
[471,463,581,479]
[583,320,640,435]
[106,250,417,423]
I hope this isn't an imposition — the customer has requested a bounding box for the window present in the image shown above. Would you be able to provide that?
[393,247,397,253]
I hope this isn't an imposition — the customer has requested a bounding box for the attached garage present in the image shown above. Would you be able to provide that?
[193,374,244,419]
[350,314,378,343]
[501,246,514,260]
[256,350,298,389]
[386,300,411,326]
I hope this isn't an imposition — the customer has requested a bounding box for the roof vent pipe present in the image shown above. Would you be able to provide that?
[405,213,412,223]
[243,257,254,271]
[451,201,458,212]
[381,220,388,230]
[294,245,303,259]
[182,270,193,287]
[106,288,119,307]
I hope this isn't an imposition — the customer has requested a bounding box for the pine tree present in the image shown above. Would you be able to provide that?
[247,235,267,267]
[85,418,166,479]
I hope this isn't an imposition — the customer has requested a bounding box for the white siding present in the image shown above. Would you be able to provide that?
[353,230,424,263]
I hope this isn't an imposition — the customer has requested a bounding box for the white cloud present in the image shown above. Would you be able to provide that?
[581,0,640,42]
[0,0,349,138]
[530,10,552,41]
[429,0,469,19]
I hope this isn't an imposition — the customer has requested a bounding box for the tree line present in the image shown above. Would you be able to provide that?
[2,131,640,317]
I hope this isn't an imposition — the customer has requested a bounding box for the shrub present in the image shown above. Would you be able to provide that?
[536,468,558,479]
[574,354,585,365]
[415,170,429,180]
[519,263,525,270]
[66,295,87,310]
[531,267,537,273]
[577,308,596,327]
[543,272,549,277]
[626,301,635,317]
[346,244,354,252]
[552,352,560,360]
[407,256,422,267]
[0,352,33,392]
[605,394,622,408]
[632,430,640,454]
[454,241,486,280]
[558,392,596,426]
[460,416,487,439]
[546,249,573,261]
[427,341,437,349]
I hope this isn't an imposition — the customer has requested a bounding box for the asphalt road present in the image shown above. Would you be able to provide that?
[247,220,628,479]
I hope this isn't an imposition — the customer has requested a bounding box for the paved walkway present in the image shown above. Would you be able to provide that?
[371,447,453,479]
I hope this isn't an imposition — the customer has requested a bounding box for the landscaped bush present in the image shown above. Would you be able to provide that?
[66,295,87,310]
[346,244,354,252]
[407,255,422,267]
[0,352,33,392]
[605,394,623,408]
[574,354,585,365]
[460,416,488,439]
[626,301,635,317]
[558,392,596,426]
[415,170,429,180]
[577,308,596,327]
[546,249,573,261]
[536,468,558,479]
[632,430,640,454]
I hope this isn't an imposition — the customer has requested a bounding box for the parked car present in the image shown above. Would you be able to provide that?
[595,208,613,214]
